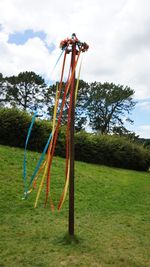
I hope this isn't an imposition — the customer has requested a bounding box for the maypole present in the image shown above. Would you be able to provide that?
[23,33,89,238]
[69,35,76,236]
[60,33,89,236]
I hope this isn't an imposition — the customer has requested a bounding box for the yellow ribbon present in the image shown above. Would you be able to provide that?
[34,83,59,208]
[34,49,82,209]
[34,160,49,208]
[75,58,82,104]
[58,158,70,210]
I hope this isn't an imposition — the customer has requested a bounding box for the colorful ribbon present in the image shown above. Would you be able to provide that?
[23,39,86,211]
[23,111,37,197]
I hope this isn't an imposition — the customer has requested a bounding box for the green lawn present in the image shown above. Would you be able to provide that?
[0,145,150,267]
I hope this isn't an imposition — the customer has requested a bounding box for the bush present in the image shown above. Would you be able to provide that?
[0,108,29,148]
[0,108,150,171]
[0,108,66,154]
[75,132,150,171]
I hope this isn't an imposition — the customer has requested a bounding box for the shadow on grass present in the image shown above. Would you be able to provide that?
[54,232,82,246]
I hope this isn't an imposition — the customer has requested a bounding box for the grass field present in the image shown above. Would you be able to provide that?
[0,145,150,267]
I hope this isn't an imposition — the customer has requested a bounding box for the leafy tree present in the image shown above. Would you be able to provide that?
[44,82,64,121]
[87,82,136,134]
[44,79,89,131]
[74,79,89,131]
[0,73,7,106]
[5,71,47,111]
[143,139,150,149]
[113,126,139,141]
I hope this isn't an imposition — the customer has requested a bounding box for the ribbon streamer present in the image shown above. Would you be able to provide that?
[23,111,37,197]
[22,35,88,211]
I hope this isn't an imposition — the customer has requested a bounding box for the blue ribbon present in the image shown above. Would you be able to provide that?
[23,111,37,195]
[22,49,65,197]
[51,48,65,74]
[29,131,53,186]
[27,50,65,187]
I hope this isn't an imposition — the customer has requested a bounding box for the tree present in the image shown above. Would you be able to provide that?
[74,79,89,131]
[44,82,64,121]
[113,126,139,141]
[0,73,7,107]
[44,79,89,131]
[5,71,47,111]
[87,82,136,134]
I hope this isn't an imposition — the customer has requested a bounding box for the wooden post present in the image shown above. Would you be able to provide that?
[69,40,76,236]
[60,34,88,238]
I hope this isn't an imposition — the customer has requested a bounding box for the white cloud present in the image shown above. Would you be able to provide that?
[0,36,52,77]
[136,125,150,139]
[0,0,150,99]
[1,0,150,138]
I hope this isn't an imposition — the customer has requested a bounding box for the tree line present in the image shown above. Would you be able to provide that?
[0,71,136,135]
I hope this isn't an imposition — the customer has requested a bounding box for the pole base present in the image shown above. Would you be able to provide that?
[62,233,80,245]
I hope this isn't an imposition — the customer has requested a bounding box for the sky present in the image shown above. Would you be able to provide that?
[0,0,150,138]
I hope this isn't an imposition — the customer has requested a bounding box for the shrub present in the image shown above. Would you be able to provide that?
[0,108,150,171]
[75,132,150,171]
[0,108,66,154]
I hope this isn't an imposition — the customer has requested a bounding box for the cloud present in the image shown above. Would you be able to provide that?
[0,0,150,100]
[0,0,150,138]
[136,125,150,138]
[0,36,53,78]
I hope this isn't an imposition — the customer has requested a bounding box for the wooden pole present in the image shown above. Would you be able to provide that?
[60,34,88,237]
[69,40,76,236]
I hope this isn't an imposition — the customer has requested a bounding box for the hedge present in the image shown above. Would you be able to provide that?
[0,108,66,155]
[75,132,150,171]
[0,107,150,171]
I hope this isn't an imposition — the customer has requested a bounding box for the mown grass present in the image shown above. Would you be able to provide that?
[0,145,150,267]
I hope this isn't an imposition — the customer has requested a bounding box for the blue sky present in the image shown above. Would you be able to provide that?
[8,30,46,45]
[0,0,150,138]
[128,106,150,138]
[8,29,56,53]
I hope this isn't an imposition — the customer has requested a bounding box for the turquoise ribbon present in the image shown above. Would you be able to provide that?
[22,49,65,197]
[51,48,65,74]
[29,131,53,187]
[23,111,37,196]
